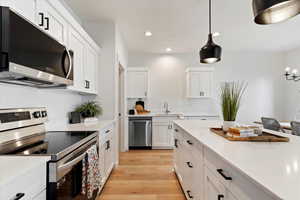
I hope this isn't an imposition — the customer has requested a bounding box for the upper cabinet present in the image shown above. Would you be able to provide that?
[1,0,101,95]
[36,0,68,44]
[84,46,98,94]
[186,67,214,98]
[68,28,85,92]
[127,68,149,99]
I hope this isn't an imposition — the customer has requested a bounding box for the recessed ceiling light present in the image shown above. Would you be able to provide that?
[145,31,152,37]
[166,48,172,52]
[212,32,220,37]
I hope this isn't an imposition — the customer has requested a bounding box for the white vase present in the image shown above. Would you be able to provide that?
[222,121,236,132]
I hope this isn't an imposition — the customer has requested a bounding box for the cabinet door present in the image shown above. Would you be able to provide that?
[187,69,213,98]
[1,0,36,22]
[99,142,106,185]
[152,123,173,149]
[127,70,148,98]
[68,28,85,91]
[198,71,212,97]
[189,72,201,97]
[204,167,225,200]
[84,46,98,93]
[36,0,68,44]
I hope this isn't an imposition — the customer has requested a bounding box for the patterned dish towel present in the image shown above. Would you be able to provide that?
[82,144,101,199]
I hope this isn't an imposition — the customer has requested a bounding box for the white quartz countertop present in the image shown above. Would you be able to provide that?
[57,120,115,132]
[0,156,50,187]
[174,120,300,200]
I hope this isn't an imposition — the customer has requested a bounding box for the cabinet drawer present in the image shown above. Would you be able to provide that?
[204,148,275,200]
[101,125,113,136]
[175,126,203,154]
[0,162,46,200]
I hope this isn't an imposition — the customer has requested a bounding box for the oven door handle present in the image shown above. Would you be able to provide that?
[58,151,87,172]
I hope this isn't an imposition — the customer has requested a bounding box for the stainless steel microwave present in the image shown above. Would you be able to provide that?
[0,7,73,88]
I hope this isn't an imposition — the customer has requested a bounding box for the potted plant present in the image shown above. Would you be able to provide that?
[220,81,247,131]
[75,101,103,123]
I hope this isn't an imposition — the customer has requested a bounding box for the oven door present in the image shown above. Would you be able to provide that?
[47,138,99,200]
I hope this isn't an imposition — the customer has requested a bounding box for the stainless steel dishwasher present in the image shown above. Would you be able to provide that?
[129,117,152,149]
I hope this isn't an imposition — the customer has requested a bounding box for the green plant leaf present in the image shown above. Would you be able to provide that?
[220,81,247,121]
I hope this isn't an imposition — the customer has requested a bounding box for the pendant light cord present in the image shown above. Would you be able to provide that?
[209,0,212,34]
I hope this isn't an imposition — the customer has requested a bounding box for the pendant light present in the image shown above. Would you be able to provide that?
[200,0,222,64]
[253,0,300,24]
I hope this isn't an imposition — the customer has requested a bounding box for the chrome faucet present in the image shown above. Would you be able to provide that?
[163,102,171,114]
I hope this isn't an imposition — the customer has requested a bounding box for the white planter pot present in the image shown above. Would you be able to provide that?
[222,121,236,132]
[84,117,98,124]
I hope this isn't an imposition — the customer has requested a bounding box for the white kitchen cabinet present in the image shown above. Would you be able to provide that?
[0,160,47,200]
[36,0,68,44]
[127,68,149,98]
[186,67,214,98]
[33,190,46,200]
[84,45,98,94]
[174,123,277,200]
[205,167,225,200]
[68,27,85,92]
[1,0,36,22]
[152,117,175,149]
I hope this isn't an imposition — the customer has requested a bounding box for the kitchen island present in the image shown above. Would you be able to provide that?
[173,120,300,200]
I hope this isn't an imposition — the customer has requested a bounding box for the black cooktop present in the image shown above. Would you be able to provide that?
[9,131,97,158]
[42,131,96,154]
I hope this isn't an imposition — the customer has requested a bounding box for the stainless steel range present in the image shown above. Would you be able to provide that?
[0,108,99,200]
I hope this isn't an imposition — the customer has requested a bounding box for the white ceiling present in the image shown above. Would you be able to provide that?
[62,0,300,53]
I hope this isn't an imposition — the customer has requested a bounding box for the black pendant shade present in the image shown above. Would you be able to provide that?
[253,0,300,24]
[200,0,222,64]
[200,34,222,64]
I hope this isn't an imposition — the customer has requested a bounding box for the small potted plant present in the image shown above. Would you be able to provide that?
[220,81,247,131]
[75,101,102,123]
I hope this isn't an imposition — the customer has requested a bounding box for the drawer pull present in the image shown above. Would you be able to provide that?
[105,130,110,133]
[217,169,232,180]
[174,139,178,148]
[187,190,194,199]
[187,140,193,145]
[186,162,193,168]
[218,194,224,200]
[174,129,179,132]
[13,193,25,200]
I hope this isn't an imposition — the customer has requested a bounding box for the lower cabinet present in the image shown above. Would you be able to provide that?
[173,124,276,200]
[152,117,176,149]
[98,124,116,191]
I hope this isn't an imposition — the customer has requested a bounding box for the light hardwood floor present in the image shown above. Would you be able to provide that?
[97,150,186,200]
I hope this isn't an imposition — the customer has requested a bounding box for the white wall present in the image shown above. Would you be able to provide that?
[282,48,300,121]
[128,51,285,123]
[83,20,117,120]
[0,84,84,130]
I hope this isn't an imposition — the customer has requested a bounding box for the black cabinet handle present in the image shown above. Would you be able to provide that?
[186,162,193,168]
[187,140,193,145]
[105,130,110,133]
[106,140,110,150]
[174,139,178,148]
[186,190,193,199]
[44,17,49,30]
[13,193,25,200]
[217,169,232,180]
[38,12,44,26]
[174,129,179,132]
[85,80,90,89]
[218,194,224,200]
